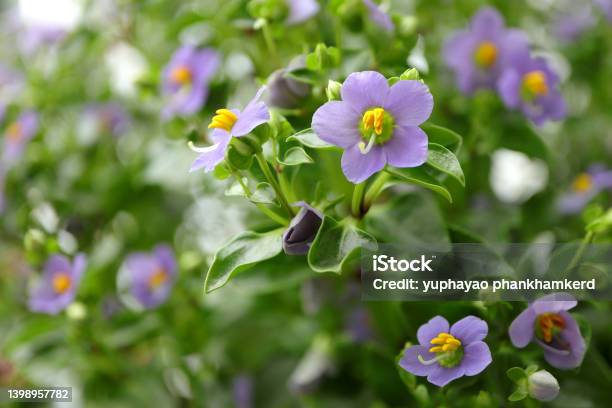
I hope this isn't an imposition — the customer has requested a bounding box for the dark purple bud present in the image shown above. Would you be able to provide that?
[267,58,310,109]
[282,202,323,255]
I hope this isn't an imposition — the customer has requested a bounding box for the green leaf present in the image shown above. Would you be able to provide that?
[278,147,313,166]
[250,182,277,205]
[307,216,377,273]
[385,167,453,202]
[421,123,463,153]
[225,178,249,197]
[426,143,465,186]
[204,230,284,292]
[508,390,528,402]
[506,367,527,383]
[287,128,335,149]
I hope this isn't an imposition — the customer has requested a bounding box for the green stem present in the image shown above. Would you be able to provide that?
[256,153,295,217]
[261,20,279,67]
[564,230,595,277]
[363,172,391,209]
[233,172,288,226]
[351,182,367,218]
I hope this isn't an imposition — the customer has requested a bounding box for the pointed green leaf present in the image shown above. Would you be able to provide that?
[421,123,463,153]
[250,182,277,205]
[279,147,314,166]
[287,128,335,149]
[508,390,528,402]
[506,367,527,383]
[426,143,465,186]
[385,167,453,203]
[205,230,284,293]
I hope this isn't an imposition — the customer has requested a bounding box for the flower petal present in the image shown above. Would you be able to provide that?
[450,316,489,345]
[312,101,362,148]
[340,144,386,184]
[385,80,433,126]
[286,0,320,25]
[417,315,450,346]
[461,341,492,376]
[497,69,521,108]
[471,7,504,38]
[426,365,465,387]
[383,126,428,168]
[398,345,437,377]
[190,130,231,172]
[532,293,577,314]
[508,307,536,348]
[363,0,394,32]
[340,71,389,113]
[232,88,270,137]
[540,311,586,370]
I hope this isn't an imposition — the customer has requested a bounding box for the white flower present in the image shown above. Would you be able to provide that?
[490,149,548,204]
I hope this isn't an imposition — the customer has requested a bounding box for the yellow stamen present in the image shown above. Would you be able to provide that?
[429,332,462,354]
[538,313,565,344]
[475,42,498,68]
[208,108,239,132]
[52,273,72,294]
[361,107,386,136]
[523,71,548,97]
[6,123,22,142]
[572,173,593,193]
[171,65,192,85]
[149,268,168,289]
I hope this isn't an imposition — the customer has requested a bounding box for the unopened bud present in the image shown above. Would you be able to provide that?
[325,80,342,101]
[528,370,559,402]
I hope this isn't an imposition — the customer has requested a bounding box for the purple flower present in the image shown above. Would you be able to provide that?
[399,315,492,387]
[0,169,5,214]
[83,103,130,136]
[161,45,220,120]
[232,375,254,408]
[558,164,612,214]
[120,245,177,309]
[19,25,67,54]
[443,7,530,94]
[497,54,567,126]
[286,0,320,25]
[2,110,39,166]
[282,202,323,255]
[509,293,586,369]
[28,253,87,315]
[553,8,595,43]
[363,0,393,32]
[190,87,270,173]
[345,306,374,343]
[595,0,612,22]
[312,71,432,183]
[267,58,311,109]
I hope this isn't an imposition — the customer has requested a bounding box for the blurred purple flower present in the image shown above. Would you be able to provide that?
[282,202,323,255]
[286,0,320,25]
[558,165,612,214]
[2,110,39,166]
[84,103,130,136]
[190,87,270,172]
[443,7,530,95]
[267,58,311,109]
[20,25,67,54]
[399,315,492,387]
[161,45,220,120]
[553,8,595,43]
[363,0,393,32]
[509,293,586,369]
[0,169,5,214]
[595,0,612,22]
[232,375,253,408]
[312,71,432,183]
[345,306,374,343]
[0,64,24,99]
[497,54,566,126]
[28,253,87,315]
[121,245,177,309]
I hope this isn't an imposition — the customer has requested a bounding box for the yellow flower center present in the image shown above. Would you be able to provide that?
[474,42,498,68]
[523,71,548,97]
[572,173,593,193]
[208,109,238,132]
[171,65,192,85]
[537,313,565,343]
[6,122,23,142]
[148,267,168,289]
[362,107,386,136]
[429,332,462,353]
[52,273,72,294]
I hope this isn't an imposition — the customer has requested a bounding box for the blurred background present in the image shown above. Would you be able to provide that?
[0,0,611,406]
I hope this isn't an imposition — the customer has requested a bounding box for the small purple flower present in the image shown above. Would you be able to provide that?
[399,315,492,387]
[345,306,374,343]
[443,7,530,94]
[363,0,393,32]
[28,253,87,315]
[84,103,130,136]
[509,293,586,369]
[595,0,612,22]
[286,0,320,25]
[232,375,254,408]
[267,58,311,109]
[312,71,432,183]
[161,45,220,120]
[282,202,323,255]
[190,87,270,172]
[19,25,67,54]
[2,110,39,166]
[497,54,567,126]
[553,8,595,43]
[558,164,612,214]
[120,245,177,309]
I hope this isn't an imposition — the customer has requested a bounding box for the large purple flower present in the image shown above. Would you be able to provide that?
[312,71,432,183]
[190,87,270,173]
[443,7,530,94]
[119,245,177,309]
[161,45,220,119]
[497,54,566,126]
[399,315,492,387]
[28,253,87,315]
[286,0,320,25]
[509,293,586,369]
[558,164,612,214]
[2,110,39,166]
[363,0,393,32]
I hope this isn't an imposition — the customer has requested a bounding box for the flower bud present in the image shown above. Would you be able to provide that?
[325,80,342,101]
[267,58,311,109]
[528,370,559,402]
[282,202,323,255]
[400,68,420,81]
